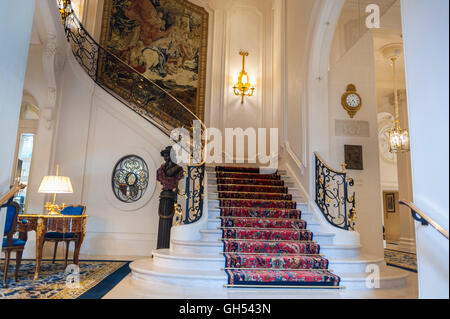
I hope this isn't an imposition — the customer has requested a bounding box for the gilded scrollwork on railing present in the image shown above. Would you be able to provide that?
[181,164,205,225]
[173,164,205,226]
[314,153,356,230]
[173,202,184,226]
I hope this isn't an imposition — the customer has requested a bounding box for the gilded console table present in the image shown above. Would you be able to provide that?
[18,214,88,280]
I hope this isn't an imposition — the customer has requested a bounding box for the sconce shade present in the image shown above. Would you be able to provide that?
[38,176,73,194]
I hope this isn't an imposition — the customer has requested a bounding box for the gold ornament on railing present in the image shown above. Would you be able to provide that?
[341,162,347,173]
[233,51,256,104]
[173,203,184,226]
[348,207,357,227]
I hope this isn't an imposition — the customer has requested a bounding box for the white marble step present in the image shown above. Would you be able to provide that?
[208,179,296,188]
[199,229,335,245]
[207,174,294,185]
[206,166,287,175]
[130,258,408,290]
[153,249,225,270]
[208,192,305,203]
[152,249,383,275]
[320,244,362,258]
[207,209,315,226]
[207,199,308,210]
[130,258,227,288]
[206,217,321,232]
[329,255,385,273]
[339,267,409,290]
[171,239,360,256]
[207,208,315,224]
[207,185,302,195]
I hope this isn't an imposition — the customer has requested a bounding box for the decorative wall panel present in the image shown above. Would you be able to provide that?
[335,119,370,137]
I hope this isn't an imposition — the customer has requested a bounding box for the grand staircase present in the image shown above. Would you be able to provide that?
[130,165,409,290]
[216,166,341,288]
[55,0,410,293]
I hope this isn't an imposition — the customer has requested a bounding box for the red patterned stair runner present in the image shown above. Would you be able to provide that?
[216,166,341,288]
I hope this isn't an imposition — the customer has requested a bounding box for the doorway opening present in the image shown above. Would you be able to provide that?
[11,101,39,210]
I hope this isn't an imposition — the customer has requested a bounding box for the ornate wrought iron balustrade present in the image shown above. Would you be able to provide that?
[57,0,205,140]
[314,152,356,230]
[175,164,205,225]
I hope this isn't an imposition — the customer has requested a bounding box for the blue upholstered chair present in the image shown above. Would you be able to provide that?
[44,205,86,267]
[2,202,28,287]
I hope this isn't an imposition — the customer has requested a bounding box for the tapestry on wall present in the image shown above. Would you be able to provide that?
[99,0,208,122]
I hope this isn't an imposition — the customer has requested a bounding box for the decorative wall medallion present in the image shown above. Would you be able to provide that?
[341,84,362,118]
[344,145,363,170]
[378,112,396,163]
[112,155,149,203]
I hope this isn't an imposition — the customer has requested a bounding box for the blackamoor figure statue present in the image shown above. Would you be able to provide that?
[156,146,184,249]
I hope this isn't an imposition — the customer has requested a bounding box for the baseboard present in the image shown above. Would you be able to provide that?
[283,141,306,175]
[21,232,158,259]
[399,237,416,247]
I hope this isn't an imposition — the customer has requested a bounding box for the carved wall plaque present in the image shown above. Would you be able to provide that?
[335,120,370,137]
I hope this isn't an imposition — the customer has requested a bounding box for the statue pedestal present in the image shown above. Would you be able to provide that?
[157,189,176,249]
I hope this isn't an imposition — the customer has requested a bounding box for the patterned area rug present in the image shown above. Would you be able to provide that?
[384,249,417,273]
[0,259,130,299]
[216,166,341,288]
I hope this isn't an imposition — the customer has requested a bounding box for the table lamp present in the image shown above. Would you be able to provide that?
[38,165,73,215]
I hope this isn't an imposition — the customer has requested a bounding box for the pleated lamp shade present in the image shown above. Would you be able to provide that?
[38,176,74,194]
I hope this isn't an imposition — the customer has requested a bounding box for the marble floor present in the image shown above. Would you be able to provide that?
[103,266,418,299]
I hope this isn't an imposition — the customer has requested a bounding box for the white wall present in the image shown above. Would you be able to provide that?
[284,0,315,164]
[401,0,449,299]
[280,0,323,195]
[0,0,36,255]
[328,31,384,258]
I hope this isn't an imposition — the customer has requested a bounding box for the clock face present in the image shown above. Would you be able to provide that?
[346,94,361,108]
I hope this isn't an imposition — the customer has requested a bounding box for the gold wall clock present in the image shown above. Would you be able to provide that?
[341,84,362,118]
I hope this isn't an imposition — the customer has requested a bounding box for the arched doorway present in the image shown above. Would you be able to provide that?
[10,100,40,211]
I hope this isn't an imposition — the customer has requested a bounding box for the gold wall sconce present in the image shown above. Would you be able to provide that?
[233,51,255,104]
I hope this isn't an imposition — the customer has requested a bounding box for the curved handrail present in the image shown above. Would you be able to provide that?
[57,1,207,164]
[314,152,347,175]
[314,152,356,230]
[0,184,27,206]
[56,1,207,225]
[399,200,449,240]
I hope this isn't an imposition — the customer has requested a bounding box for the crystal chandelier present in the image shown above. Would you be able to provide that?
[387,50,410,153]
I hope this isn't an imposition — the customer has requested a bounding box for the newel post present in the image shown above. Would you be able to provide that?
[156,146,184,250]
